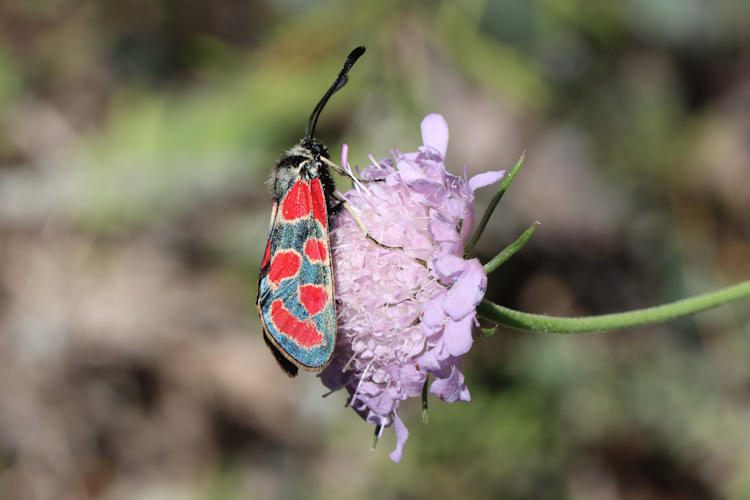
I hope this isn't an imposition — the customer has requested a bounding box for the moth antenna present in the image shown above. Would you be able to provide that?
[305,46,366,139]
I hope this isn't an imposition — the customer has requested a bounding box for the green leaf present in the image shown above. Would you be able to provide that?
[483,222,539,275]
[465,152,525,255]
[422,376,430,424]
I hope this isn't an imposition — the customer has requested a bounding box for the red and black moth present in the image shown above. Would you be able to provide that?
[256,46,366,377]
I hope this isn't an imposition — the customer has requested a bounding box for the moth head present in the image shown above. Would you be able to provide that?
[272,141,328,200]
[283,138,329,163]
[300,137,329,159]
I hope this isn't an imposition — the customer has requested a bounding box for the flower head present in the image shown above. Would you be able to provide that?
[321,114,505,462]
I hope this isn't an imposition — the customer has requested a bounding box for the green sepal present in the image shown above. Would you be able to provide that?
[483,222,539,275]
[464,152,525,255]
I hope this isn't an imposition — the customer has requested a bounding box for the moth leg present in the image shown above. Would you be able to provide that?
[331,193,402,251]
[321,156,352,178]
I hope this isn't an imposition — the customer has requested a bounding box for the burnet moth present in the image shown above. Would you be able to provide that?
[256,46,366,377]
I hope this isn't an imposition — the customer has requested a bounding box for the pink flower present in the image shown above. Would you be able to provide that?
[321,114,505,462]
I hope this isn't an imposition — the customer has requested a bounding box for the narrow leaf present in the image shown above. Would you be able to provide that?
[465,151,525,255]
[372,425,382,450]
[476,315,499,337]
[421,376,430,424]
[483,222,539,275]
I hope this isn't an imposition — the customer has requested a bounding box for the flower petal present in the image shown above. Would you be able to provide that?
[389,412,409,463]
[420,113,449,158]
[397,365,427,397]
[360,163,391,181]
[468,170,506,191]
[443,314,474,357]
[396,157,425,183]
[434,254,467,281]
[430,365,471,403]
[341,143,349,169]
[428,216,459,243]
[459,205,475,244]
[364,411,392,428]
[421,292,447,329]
[443,259,487,321]
[369,391,397,415]
[444,197,470,220]
[416,349,442,372]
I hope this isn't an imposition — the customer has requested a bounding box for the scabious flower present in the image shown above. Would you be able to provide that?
[320,114,505,462]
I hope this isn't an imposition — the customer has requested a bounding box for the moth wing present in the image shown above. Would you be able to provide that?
[258,200,278,279]
[256,176,335,376]
[256,200,300,376]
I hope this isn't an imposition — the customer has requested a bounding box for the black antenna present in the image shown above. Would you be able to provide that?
[305,46,366,139]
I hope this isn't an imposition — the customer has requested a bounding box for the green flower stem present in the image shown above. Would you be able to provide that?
[477,281,750,333]
[483,222,539,274]
[464,152,525,255]
[421,377,430,424]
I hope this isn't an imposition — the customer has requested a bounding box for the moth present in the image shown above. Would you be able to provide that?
[256,46,366,377]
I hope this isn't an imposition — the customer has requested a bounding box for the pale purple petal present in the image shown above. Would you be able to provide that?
[430,365,471,403]
[421,293,447,329]
[443,315,474,357]
[341,143,349,169]
[458,382,471,402]
[443,173,468,199]
[420,113,449,158]
[389,412,409,463]
[443,259,487,321]
[435,240,463,257]
[396,157,425,183]
[428,217,459,243]
[459,205,475,243]
[406,337,426,357]
[399,151,420,162]
[468,170,506,191]
[434,254,467,280]
[415,349,442,372]
[365,411,392,428]
[425,352,450,378]
[360,163,391,180]
[397,366,427,397]
[359,381,383,396]
[369,391,397,415]
[407,232,433,253]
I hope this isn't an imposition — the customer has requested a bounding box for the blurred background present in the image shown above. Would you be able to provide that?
[0,0,749,498]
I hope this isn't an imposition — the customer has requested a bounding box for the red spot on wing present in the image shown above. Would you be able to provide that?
[268,251,301,286]
[310,178,327,229]
[270,300,322,348]
[304,239,327,262]
[299,284,328,316]
[281,181,311,221]
[261,239,272,268]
